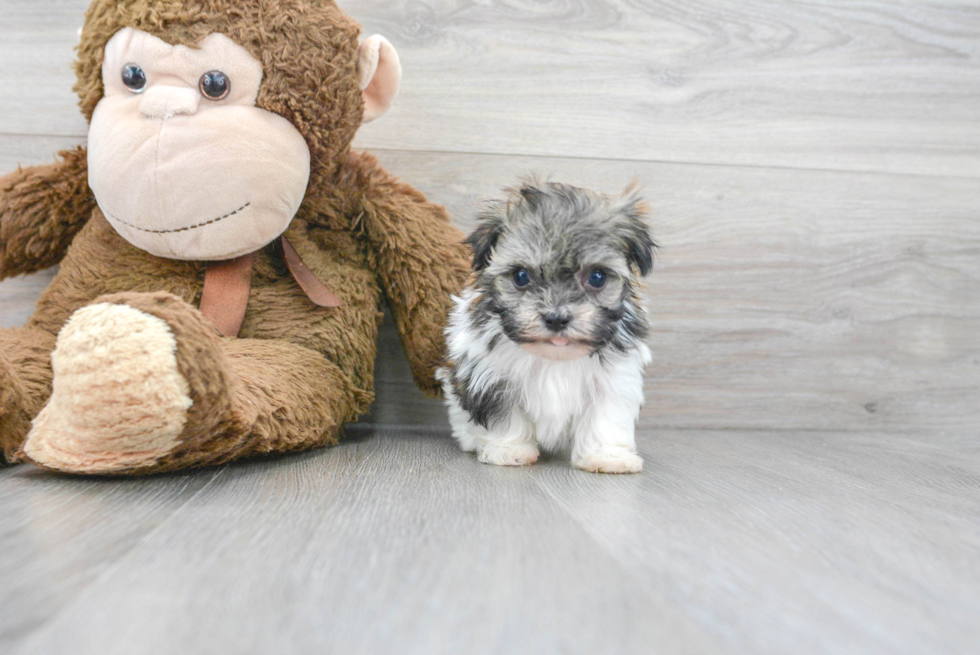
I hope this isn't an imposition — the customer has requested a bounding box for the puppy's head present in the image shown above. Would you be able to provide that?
[466,180,656,361]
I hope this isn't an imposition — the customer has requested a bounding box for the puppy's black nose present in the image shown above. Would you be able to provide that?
[542,312,571,332]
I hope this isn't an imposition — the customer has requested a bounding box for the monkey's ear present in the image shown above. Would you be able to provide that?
[357,35,402,123]
[465,209,506,272]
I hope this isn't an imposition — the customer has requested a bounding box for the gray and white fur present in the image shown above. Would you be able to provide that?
[437,180,656,473]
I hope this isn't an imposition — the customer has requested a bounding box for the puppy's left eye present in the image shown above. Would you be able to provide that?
[513,268,531,288]
[587,269,607,289]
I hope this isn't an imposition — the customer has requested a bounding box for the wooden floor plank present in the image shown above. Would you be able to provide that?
[0,466,222,649]
[352,0,980,176]
[3,139,978,433]
[10,433,716,655]
[528,428,980,654]
[0,268,57,329]
[0,0,87,138]
[7,425,977,654]
[1,1,978,175]
[0,135,85,173]
[366,148,980,434]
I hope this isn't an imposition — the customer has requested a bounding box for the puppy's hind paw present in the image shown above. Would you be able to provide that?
[478,444,539,467]
[574,449,643,474]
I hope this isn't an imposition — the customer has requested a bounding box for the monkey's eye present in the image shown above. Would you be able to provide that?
[587,269,607,289]
[121,64,147,93]
[513,268,531,288]
[199,71,230,100]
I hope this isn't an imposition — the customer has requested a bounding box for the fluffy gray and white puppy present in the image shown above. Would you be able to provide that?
[437,181,656,473]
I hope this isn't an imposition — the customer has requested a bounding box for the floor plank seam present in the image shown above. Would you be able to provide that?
[347,423,451,435]
[0,132,86,140]
[524,470,724,651]
[3,134,978,181]
[300,145,980,181]
[348,423,971,437]
[640,425,970,435]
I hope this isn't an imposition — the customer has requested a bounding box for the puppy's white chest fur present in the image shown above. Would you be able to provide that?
[492,340,630,451]
[520,355,587,449]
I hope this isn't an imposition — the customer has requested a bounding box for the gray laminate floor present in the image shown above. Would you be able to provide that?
[1,0,979,653]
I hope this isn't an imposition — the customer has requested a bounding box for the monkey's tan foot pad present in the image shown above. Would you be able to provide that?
[24,303,193,474]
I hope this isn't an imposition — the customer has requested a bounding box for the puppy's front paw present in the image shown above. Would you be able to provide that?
[574,448,643,474]
[478,444,539,467]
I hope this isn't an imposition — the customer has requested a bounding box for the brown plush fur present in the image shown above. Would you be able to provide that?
[0,328,56,459]
[0,0,471,472]
[0,148,95,279]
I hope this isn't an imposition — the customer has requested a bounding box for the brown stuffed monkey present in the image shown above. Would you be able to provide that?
[0,0,471,474]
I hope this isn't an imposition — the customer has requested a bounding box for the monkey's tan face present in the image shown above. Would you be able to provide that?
[87,28,311,260]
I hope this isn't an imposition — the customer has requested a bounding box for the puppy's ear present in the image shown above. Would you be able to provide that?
[616,190,657,276]
[466,208,506,271]
[518,181,547,212]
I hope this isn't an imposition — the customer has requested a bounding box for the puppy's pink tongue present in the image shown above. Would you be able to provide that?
[550,336,569,347]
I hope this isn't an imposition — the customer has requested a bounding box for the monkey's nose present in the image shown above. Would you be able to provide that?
[139,86,201,119]
[542,312,571,332]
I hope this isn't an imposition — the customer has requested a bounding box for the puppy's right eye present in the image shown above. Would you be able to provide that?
[122,64,147,93]
[513,269,530,288]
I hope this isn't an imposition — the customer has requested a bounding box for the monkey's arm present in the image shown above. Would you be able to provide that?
[0,147,95,280]
[352,152,471,397]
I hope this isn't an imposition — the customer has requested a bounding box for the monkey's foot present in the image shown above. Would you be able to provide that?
[24,302,194,474]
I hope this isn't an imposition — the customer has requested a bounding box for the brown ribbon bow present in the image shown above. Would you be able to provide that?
[199,236,342,337]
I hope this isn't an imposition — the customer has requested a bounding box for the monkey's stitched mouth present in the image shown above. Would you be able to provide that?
[107,202,251,234]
